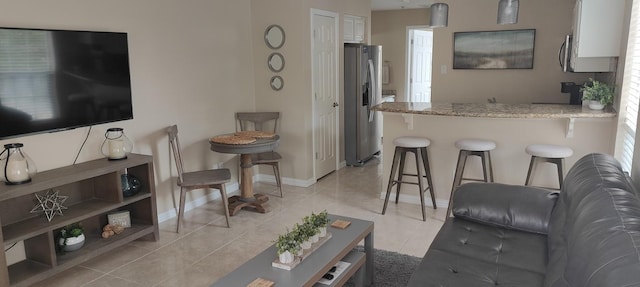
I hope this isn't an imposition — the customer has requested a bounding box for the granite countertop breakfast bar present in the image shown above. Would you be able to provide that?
[372,102,616,119]
[373,102,617,212]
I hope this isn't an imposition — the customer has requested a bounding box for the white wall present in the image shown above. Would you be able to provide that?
[249,0,371,183]
[0,0,256,217]
[373,0,597,104]
[0,0,375,226]
[372,9,429,102]
[432,0,593,104]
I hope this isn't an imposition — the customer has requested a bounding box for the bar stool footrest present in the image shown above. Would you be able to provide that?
[460,177,489,182]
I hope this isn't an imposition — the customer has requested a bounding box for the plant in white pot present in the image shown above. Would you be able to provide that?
[57,223,85,253]
[302,216,320,243]
[292,223,311,251]
[311,210,330,237]
[275,231,299,264]
[581,78,614,110]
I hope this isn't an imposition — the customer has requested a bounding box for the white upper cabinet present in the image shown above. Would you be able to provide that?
[573,0,625,58]
[354,17,365,43]
[344,15,365,43]
[568,0,624,72]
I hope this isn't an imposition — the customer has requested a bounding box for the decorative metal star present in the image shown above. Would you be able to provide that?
[30,189,68,222]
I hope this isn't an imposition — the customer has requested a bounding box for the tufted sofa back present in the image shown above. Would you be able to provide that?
[545,153,640,287]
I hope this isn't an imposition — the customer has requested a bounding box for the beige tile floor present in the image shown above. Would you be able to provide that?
[35,158,446,286]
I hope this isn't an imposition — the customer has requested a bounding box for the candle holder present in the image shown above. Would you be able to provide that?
[0,143,37,185]
[101,128,133,160]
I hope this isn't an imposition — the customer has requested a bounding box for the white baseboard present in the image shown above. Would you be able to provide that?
[255,174,316,187]
[158,174,318,223]
[379,191,448,208]
[157,182,240,223]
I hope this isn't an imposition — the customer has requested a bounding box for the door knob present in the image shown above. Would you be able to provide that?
[332,102,339,107]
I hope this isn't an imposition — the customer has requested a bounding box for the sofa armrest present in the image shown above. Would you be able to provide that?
[452,183,559,234]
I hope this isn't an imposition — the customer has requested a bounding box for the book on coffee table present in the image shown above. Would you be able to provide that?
[316,261,351,285]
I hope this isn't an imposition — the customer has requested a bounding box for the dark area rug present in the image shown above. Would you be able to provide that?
[344,246,422,287]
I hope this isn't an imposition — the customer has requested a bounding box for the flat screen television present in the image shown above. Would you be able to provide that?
[0,27,133,139]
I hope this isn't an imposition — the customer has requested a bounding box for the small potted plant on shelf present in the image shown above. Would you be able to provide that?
[275,231,299,264]
[311,210,331,237]
[57,223,85,253]
[581,78,614,110]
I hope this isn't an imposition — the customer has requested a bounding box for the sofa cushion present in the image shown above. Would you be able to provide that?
[407,219,547,286]
[453,182,558,234]
[409,249,545,286]
[545,153,640,287]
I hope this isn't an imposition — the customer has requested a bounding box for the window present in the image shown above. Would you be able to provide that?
[616,0,640,173]
[0,29,57,120]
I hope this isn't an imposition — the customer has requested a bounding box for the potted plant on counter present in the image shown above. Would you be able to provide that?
[57,223,85,253]
[581,78,614,110]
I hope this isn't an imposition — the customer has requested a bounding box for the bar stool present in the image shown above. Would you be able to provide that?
[448,139,496,216]
[382,136,436,221]
[525,144,573,190]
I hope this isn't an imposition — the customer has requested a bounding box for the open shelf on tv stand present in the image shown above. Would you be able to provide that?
[0,153,159,287]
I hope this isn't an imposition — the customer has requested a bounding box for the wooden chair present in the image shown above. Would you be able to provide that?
[236,112,284,197]
[168,125,231,233]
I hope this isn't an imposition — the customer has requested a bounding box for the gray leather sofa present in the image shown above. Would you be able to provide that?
[407,153,640,286]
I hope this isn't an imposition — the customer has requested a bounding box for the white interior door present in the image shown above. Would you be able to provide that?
[312,10,339,179]
[407,28,433,102]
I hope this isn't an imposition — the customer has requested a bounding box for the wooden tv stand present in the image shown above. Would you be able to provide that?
[0,154,159,287]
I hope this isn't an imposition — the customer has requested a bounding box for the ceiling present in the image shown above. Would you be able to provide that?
[371,0,434,11]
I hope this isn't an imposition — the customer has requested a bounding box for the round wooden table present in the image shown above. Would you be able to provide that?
[209,135,280,215]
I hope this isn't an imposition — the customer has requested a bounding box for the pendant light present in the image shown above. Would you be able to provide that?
[429,3,449,28]
[497,0,519,25]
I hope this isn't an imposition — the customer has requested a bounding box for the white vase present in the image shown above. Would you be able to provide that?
[311,234,319,243]
[588,100,605,110]
[278,251,294,264]
[59,234,85,252]
[319,227,327,237]
[301,240,311,249]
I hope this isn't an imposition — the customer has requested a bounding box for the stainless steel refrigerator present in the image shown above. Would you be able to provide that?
[344,43,382,166]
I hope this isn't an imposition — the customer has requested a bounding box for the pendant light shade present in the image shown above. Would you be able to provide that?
[498,0,519,25]
[430,3,449,28]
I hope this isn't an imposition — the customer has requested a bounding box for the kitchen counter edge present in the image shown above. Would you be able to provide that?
[372,102,617,119]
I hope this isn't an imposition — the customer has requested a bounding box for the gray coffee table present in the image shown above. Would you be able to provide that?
[210,214,374,287]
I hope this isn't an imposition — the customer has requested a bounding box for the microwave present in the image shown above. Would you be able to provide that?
[560,35,617,73]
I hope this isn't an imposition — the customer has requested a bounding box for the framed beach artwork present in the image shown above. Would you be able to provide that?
[453,29,535,69]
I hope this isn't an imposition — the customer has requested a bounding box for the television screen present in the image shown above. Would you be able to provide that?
[0,27,133,139]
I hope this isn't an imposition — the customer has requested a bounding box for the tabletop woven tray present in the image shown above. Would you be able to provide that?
[234,131,276,139]
[210,135,257,145]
